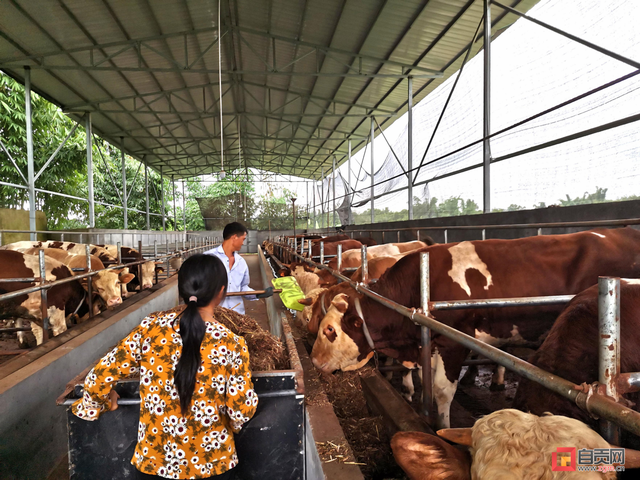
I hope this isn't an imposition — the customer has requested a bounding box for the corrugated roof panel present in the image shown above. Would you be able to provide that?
[0,0,541,179]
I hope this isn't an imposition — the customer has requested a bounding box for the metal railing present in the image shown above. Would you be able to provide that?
[341,217,640,244]
[270,239,640,441]
[0,238,220,351]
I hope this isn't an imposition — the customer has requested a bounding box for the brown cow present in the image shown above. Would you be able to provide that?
[97,244,159,291]
[22,248,134,308]
[0,250,86,345]
[2,241,116,265]
[308,228,640,429]
[311,234,350,244]
[513,280,640,430]
[310,239,362,258]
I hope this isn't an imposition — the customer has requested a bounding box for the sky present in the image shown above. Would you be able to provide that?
[304,0,640,213]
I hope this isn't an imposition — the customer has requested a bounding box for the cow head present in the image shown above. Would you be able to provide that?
[296,287,326,324]
[139,260,159,289]
[91,267,134,308]
[310,293,373,373]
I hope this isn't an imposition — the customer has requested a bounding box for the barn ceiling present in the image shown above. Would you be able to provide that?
[0,0,540,180]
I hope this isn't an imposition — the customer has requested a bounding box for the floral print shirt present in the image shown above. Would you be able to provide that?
[72,308,258,479]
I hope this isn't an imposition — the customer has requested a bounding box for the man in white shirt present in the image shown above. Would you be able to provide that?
[203,222,272,314]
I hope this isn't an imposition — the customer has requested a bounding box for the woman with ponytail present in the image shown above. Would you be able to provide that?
[73,254,258,479]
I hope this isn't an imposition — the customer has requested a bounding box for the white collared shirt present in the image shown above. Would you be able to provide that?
[203,245,256,314]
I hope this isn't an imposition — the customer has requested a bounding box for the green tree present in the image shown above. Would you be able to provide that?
[0,73,88,228]
[558,187,608,206]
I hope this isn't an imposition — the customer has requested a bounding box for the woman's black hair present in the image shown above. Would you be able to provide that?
[174,254,227,415]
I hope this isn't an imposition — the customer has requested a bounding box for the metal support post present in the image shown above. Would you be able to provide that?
[86,113,95,228]
[408,77,414,220]
[361,245,368,284]
[121,138,128,229]
[166,239,170,279]
[182,180,187,239]
[25,67,36,241]
[313,179,317,230]
[333,156,337,228]
[320,242,325,265]
[307,240,312,258]
[420,252,433,422]
[444,229,448,244]
[172,175,177,231]
[145,163,150,230]
[482,229,486,241]
[598,276,621,444]
[39,250,49,341]
[370,117,375,224]
[337,244,342,271]
[348,139,352,225]
[85,245,94,318]
[483,0,492,213]
[160,167,166,231]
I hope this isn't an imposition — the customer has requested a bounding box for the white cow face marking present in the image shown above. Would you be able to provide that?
[310,293,373,373]
[93,269,134,308]
[432,348,457,430]
[141,261,157,289]
[447,242,493,297]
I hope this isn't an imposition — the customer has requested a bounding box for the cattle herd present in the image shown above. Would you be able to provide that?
[266,227,640,479]
[0,240,163,347]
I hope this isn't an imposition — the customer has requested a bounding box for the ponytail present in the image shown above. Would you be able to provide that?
[175,254,227,416]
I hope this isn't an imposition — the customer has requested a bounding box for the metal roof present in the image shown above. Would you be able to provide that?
[0,0,540,180]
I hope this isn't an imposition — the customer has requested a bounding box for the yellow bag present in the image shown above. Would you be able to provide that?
[271,276,305,311]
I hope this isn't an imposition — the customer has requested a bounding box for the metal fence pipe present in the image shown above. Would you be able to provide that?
[599,277,621,444]
[307,240,312,258]
[429,295,574,311]
[617,372,640,394]
[38,250,49,342]
[361,245,368,284]
[337,245,342,272]
[343,217,640,235]
[85,244,94,318]
[352,284,640,437]
[444,229,448,243]
[0,278,40,283]
[320,242,324,265]
[287,250,640,437]
[482,229,486,240]
[420,253,433,423]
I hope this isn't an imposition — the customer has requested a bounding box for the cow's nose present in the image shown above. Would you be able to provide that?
[108,297,122,307]
[143,282,153,289]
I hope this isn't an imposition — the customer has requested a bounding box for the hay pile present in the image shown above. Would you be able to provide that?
[166,304,289,371]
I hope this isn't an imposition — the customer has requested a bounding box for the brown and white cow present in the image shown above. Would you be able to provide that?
[513,280,640,430]
[326,240,431,271]
[21,248,134,309]
[96,244,159,291]
[308,228,640,429]
[2,241,116,265]
[310,239,363,259]
[0,250,86,345]
[394,409,639,480]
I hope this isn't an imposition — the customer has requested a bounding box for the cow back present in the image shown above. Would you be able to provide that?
[513,281,640,429]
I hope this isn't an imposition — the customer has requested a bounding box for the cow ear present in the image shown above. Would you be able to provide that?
[331,295,349,313]
[297,297,314,306]
[154,261,164,266]
[120,273,135,284]
[112,268,125,274]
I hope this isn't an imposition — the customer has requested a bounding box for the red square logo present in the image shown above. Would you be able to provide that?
[552,447,577,471]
